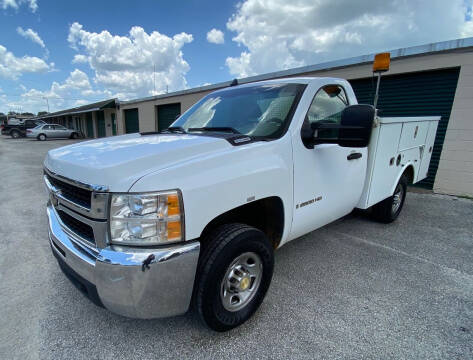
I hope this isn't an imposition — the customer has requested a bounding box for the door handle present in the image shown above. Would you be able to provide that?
[347,152,362,160]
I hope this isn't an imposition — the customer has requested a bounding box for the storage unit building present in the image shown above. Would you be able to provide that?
[34,99,118,139]
[118,38,473,197]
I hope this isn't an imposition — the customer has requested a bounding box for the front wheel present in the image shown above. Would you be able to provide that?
[11,130,20,139]
[372,174,408,223]
[194,224,274,332]
[71,132,79,139]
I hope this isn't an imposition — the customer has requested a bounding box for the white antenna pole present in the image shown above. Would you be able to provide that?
[153,63,156,94]
[43,96,50,113]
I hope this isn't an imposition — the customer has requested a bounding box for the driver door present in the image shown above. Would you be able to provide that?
[289,84,368,240]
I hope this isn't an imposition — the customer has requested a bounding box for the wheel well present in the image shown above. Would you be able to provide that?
[403,165,415,184]
[200,196,284,249]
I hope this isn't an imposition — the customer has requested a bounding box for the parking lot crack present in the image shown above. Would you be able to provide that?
[332,230,473,279]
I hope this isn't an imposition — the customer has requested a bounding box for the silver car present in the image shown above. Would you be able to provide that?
[26,124,80,141]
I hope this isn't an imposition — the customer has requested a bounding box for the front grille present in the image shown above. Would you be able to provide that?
[57,210,95,245]
[47,174,91,208]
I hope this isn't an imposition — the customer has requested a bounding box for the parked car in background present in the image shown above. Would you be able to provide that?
[27,124,80,141]
[2,119,46,138]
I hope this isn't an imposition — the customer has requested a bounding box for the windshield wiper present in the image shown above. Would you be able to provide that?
[160,126,187,134]
[188,127,241,134]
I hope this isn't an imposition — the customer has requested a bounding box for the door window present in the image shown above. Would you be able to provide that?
[302,85,348,142]
[306,85,348,126]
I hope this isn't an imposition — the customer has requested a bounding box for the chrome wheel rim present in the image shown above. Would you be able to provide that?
[392,183,404,214]
[220,252,262,312]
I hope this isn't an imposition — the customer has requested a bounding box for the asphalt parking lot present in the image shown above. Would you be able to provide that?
[1,136,472,360]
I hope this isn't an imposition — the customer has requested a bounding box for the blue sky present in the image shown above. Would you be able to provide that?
[1,0,473,114]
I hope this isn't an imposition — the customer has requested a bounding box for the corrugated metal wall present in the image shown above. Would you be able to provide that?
[349,68,460,188]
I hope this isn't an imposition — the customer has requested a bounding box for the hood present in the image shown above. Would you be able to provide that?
[44,133,231,191]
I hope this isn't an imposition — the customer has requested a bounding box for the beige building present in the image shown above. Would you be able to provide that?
[38,38,473,197]
[36,99,119,139]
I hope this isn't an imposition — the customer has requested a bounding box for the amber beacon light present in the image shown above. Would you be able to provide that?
[373,52,390,72]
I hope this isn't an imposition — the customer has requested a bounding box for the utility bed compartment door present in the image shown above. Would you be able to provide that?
[399,121,429,151]
[366,123,403,207]
[416,121,439,182]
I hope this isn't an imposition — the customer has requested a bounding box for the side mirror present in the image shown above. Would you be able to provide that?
[338,104,375,147]
[301,104,374,149]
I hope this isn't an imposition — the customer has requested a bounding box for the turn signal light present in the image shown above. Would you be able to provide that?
[167,194,180,216]
[167,220,182,241]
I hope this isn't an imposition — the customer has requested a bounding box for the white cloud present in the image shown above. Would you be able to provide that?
[67,22,193,99]
[6,69,113,113]
[462,20,473,37]
[72,54,88,64]
[74,99,90,106]
[207,28,225,44]
[28,0,36,12]
[1,0,37,12]
[16,27,45,48]
[226,0,473,78]
[0,44,52,79]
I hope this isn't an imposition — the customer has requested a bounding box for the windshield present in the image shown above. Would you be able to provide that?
[172,83,305,139]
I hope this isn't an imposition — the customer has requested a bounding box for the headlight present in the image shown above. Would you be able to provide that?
[110,191,184,246]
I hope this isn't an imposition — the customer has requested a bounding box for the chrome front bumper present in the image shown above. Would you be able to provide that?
[47,204,200,319]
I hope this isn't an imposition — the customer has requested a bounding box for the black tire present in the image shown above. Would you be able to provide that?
[11,130,20,139]
[71,132,79,139]
[194,223,274,332]
[38,133,46,141]
[372,174,408,223]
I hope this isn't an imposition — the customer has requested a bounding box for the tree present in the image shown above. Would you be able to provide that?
[37,111,49,116]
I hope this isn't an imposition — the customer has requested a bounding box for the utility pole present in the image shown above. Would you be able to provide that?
[42,96,49,113]
[153,63,156,94]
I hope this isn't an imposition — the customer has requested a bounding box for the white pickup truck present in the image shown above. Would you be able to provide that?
[44,77,439,331]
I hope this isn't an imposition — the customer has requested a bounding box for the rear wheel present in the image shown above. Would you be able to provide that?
[71,132,79,139]
[38,133,46,141]
[372,174,408,223]
[194,223,274,332]
[11,130,20,139]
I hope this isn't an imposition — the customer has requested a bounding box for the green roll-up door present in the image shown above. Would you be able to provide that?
[124,108,140,133]
[157,103,181,131]
[111,113,117,136]
[97,111,106,138]
[349,68,460,188]
[86,112,94,137]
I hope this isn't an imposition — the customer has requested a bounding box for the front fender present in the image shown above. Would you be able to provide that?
[129,136,294,243]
